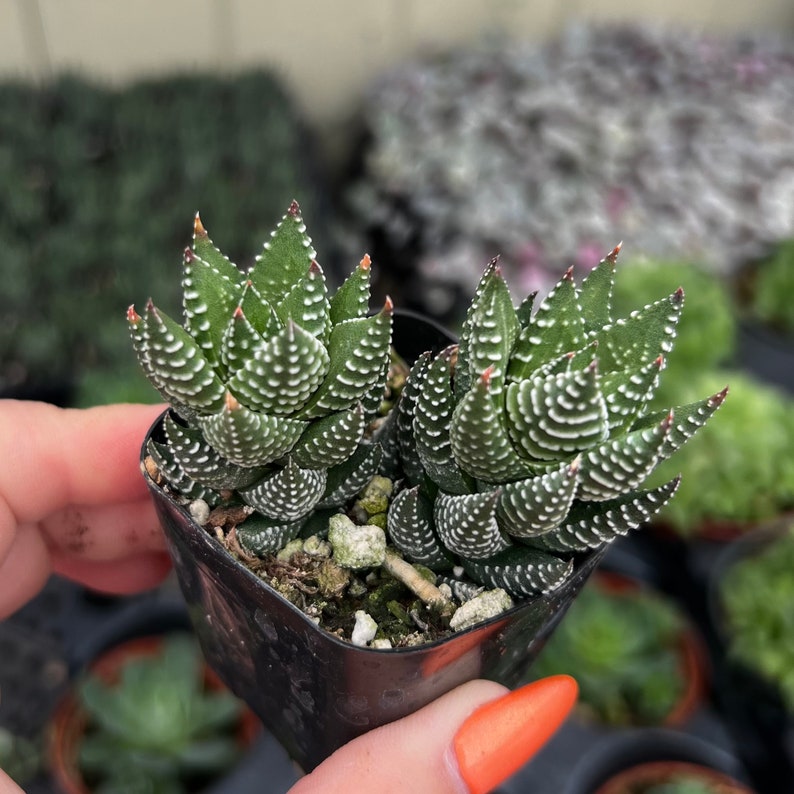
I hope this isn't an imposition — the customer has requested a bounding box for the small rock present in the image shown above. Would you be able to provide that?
[303,535,332,558]
[276,539,304,561]
[371,638,393,650]
[351,610,378,647]
[328,514,386,570]
[188,499,210,525]
[450,589,514,632]
[356,476,394,516]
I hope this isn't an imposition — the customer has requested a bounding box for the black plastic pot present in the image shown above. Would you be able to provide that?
[141,311,607,772]
[735,320,794,396]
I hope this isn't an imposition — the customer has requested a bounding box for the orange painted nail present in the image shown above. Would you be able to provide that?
[453,675,578,794]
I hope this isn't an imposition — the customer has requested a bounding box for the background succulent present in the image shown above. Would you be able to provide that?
[343,24,794,322]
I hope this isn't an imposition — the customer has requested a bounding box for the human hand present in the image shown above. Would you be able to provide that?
[0,400,577,794]
[0,400,172,619]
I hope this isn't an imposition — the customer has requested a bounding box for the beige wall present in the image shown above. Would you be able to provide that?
[2,0,793,163]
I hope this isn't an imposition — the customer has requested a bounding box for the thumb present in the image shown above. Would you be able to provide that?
[289,675,577,794]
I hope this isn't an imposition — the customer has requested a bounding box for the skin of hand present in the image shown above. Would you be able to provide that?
[0,400,577,794]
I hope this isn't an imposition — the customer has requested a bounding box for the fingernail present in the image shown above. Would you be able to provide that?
[453,675,578,794]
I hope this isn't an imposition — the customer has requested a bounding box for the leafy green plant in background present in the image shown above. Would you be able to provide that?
[531,582,687,725]
[720,526,794,713]
[0,727,41,787]
[77,635,243,794]
[745,240,794,337]
[638,774,746,794]
[0,72,329,406]
[648,370,794,534]
[132,205,721,644]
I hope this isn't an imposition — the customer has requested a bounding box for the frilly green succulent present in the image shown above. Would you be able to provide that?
[382,247,725,597]
[131,206,724,602]
[130,201,393,554]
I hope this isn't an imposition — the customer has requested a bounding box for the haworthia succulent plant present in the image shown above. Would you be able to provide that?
[131,202,393,553]
[134,207,724,603]
[383,245,725,597]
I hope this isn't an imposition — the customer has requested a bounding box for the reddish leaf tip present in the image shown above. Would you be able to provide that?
[711,386,729,407]
[233,306,244,319]
[673,286,685,303]
[288,199,301,217]
[184,246,195,262]
[563,266,574,281]
[224,391,241,411]
[127,305,141,324]
[309,259,322,274]
[383,295,394,314]
[359,253,372,271]
[606,242,623,263]
[480,366,495,385]
[193,212,206,237]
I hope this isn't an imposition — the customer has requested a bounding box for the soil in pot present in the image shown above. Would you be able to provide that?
[49,633,258,794]
[593,760,754,794]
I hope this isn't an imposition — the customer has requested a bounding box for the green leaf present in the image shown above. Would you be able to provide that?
[275,260,331,344]
[163,414,265,490]
[329,254,372,325]
[505,362,609,462]
[248,200,316,305]
[241,458,327,522]
[146,438,219,504]
[599,356,663,434]
[464,266,520,401]
[434,490,512,560]
[576,413,671,501]
[197,393,307,467]
[591,289,684,374]
[297,303,392,418]
[236,513,304,556]
[577,246,618,333]
[414,348,470,493]
[290,404,366,469]
[508,268,587,382]
[317,442,383,508]
[227,320,330,415]
[496,461,580,538]
[463,547,574,597]
[130,302,225,413]
[537,477,681,552]
[192,212,244,283]
[451,370,534,482]
[387,486,454,569]
[396,353,432,485]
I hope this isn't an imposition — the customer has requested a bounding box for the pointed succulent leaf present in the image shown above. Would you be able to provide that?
[455,257,499,399]
[497,461,580,538]
[508,268,587,382]
[197,393,307,467]
[388,486,454,569]
[248,200,316,305]
[182,247,243,368]
[129,302,225,413]
[632,387,728,461]
[163,414,265,490]
[274,261,331,343]
[515,291,537,329]
[192,213,243,283]
[576,413,671,501]
[241,458,327,522]
[463,546,574,597]
[236,513,304,556]
[577,246,618,333]
[591,289,684,374]
[371,400,402,479]
[239,280,282,338]
[396,353,432,485]
[227,320,330,415]
[145,438,219,505]
[464,266,520,401]
[451,369,534,482]
[297,302,393,419]
[434,490,512,560]
[599,356,663,434]
[505,362,609,462]
[536,476,681,553]
[358,349,391,420]
[290,404,366,469]
[317,442,383,508]
[329,254,372,325]
[414,348,470,494]
[220,305,264,377]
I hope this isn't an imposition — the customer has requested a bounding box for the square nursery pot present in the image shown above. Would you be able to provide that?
[141,312,606,772]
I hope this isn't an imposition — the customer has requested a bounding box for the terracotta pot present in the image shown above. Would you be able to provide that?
[594,760,754,794]
[49,634,259,794]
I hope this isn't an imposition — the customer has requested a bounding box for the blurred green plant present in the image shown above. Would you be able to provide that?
[720,526,794,713]
[642,775,743,794]
[745,240,794,337]
[0,727,42,787]
[649,370,794,534]
[77,635,243,794]
[0,73,329,405]
[532,580,687,726]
